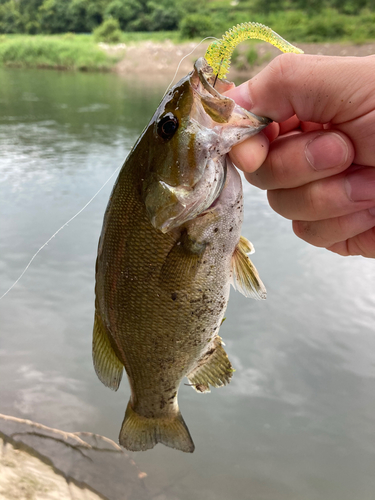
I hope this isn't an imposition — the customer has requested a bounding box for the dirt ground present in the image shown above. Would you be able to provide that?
[110,40,375,84]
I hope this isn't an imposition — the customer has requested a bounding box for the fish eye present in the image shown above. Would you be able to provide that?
[157,113,179,141]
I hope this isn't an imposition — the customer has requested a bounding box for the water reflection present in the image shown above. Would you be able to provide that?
[0,66,375,500]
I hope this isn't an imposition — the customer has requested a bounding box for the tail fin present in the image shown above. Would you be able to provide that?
[119,401,195,453]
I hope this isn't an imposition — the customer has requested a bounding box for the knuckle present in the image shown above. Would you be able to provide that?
[269,53,300,81]
[293,220,328,247]
[305,181,325,219]
[266,189,279,213]
[293,220,314,241]
[267,189,291,219]
[328,241,350,256]
[348,228,375,257]
[267,148,290,189]
[245,171,267,190]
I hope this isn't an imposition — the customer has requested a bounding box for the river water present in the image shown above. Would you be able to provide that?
[0,66,375,500]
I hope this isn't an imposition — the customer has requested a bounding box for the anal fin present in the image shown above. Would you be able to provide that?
[187,336,234,393]
[231,235,267,300]
[92,312,123,391]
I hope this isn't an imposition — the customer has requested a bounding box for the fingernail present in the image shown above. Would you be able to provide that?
[305,133,348,170]
[369,207,375,216]
[346,168,375,201]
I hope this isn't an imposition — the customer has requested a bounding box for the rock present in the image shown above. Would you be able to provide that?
[0,414,149,500]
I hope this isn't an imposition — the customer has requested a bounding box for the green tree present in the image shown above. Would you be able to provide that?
[67,0,89,32]
[148,1,180,31]
[93,17,122,42]
[104,0,180,32]
[38,0,71,33]
[180,13,214,38]
[176,0,206,15]
[18,0,44,17]
[104,0,142,30]
[0,1,23,33]
[85,1,105,31]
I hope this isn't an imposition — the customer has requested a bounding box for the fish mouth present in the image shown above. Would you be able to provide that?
[144,57,271,234]
[191,57,271,134]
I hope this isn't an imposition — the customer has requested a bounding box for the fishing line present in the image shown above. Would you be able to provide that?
[0,165,121,301]
[1,35,229,301]
[164,36,220,95]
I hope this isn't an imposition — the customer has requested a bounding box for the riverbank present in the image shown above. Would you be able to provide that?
[112,39,375,84]
[0,32,184,72]
[0,34,123,71]
[0,34,374,82]
[0,414,149,500]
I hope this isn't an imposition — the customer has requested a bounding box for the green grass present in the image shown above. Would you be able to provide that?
[119,31,181,43]
[0,31,184,71]
[0,34,123,71]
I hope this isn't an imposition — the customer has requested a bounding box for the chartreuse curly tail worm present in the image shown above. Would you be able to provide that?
[205,22,303,79]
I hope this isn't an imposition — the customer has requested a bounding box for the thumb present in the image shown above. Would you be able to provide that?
[225,53,372,125]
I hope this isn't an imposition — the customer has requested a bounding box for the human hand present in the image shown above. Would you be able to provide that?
[226,54,375,257]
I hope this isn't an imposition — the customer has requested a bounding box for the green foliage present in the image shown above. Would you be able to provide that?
[67,0,92,32]
[117,29,180,42]
[246,46,258,66]
[147,2,180,31]
[176,0,208,15]
[0,0,374,43]
[230,43,272,72]
[179,13,214,39]
[0,1,23,34]
[303,9,347,41]
[38,0,71,34]
[104,0,141,30]
[0,34,122,69]
[93,18,122,43]
[25,20,40,34]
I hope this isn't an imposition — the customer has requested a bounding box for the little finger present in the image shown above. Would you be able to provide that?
[327,225,375,258]
[293,208,375,248]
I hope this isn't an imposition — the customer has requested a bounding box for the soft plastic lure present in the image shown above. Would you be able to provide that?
[205,22,303,79]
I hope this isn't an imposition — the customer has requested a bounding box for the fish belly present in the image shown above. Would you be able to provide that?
[94,163,243,451]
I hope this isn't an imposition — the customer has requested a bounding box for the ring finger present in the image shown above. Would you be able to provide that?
[267,166,375,221]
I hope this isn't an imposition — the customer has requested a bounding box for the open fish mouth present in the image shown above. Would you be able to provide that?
[144,57,271,234]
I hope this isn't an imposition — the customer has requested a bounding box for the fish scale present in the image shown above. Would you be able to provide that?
[93,57,268,453]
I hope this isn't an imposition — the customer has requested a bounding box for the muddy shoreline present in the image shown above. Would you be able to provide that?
[106,40,375,85]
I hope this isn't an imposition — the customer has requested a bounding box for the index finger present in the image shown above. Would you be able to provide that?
[225,54,375,125]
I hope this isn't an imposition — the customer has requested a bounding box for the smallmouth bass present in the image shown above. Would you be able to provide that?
[93,57,268,453]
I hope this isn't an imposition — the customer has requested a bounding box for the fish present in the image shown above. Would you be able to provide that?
[93,57,269,453]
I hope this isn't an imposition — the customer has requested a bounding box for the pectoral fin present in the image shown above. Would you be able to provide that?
[187,336,234,393]
[231,236,267,300]
[161,230,206,288]
[92,312,123,391]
